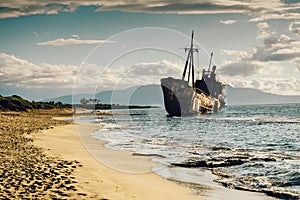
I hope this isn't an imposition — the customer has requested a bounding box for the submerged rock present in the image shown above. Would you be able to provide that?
[171,158,246,168]
[172,160,208,168]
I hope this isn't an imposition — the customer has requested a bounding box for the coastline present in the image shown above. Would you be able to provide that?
[33,116,277,200]
[33,120,202,200]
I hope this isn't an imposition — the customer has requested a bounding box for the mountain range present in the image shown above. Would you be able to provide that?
[45,84,300,106]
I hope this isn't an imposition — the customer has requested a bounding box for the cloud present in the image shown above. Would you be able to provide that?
[1,51,299,96]
[71,34,80,39]
[256,22,270,29]
[0,52,184,91]
[219,19,238,25]
[0,52,106,89]
[95,60,184,90]
[128,60,182,76]
[0,0,299,19]
[36,37,114,46]
[223,77,300,95]
[220,22,300,77]
[96,2,250,14]
[220,60,283,77]
[0,3,73,19]
[221,49,249,58]
[249,12,300,22]
[220,60,261,77]
[253,23,300,63]
[0,52,78,88]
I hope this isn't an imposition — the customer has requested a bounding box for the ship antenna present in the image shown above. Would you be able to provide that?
[197,48,200,79]
[208,52,213,72]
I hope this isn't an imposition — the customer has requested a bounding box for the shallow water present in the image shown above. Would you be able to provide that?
[91,104,300,199]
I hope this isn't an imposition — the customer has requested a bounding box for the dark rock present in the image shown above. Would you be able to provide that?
[171,160,208,168]
[211,146,231,151]
[251,157,276,162]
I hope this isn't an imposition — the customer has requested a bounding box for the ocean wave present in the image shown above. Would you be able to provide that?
[214,175,300,199]
[202,116,300,124]
[90,104,300,199]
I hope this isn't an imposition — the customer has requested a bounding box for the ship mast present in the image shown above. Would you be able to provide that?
[182,30,198,87]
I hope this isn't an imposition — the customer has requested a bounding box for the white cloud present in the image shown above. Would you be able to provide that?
[0,52,107,89]
[221,49,249,58]
[0,52,78,88]
[219,19,237,25]
[221,21,300,78]
[253,25,300,63]
[222,77,300,95]
[129,60,182,76]
[73,60,185,93]
[249,12,300,22]
[218,21,300,94]
[100,60,183,89]
[72,34,80,39]
[257,22,270,29]
[0,52,184,91]
[37,37,115,46]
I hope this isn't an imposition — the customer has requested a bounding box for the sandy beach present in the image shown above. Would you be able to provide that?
[33,118,203,200]
[0,110,82,199]
[33,114,278,200]
[0,110,278,199]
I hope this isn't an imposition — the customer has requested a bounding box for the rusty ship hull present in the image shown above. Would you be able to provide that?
[161,77,223,116]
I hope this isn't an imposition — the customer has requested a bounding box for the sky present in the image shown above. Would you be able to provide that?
[0,0,299,100]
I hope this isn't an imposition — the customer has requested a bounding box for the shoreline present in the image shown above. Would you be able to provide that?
[33,120,202,199]
[33,116,277,200]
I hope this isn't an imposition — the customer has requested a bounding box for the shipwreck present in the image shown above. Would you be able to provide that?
[161,31,226,116]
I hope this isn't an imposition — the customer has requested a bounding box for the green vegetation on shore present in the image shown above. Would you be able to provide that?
[0,95,71,111]
[0,94,156,112]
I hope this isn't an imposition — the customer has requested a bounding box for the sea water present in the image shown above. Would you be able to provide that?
[91,104,300,199]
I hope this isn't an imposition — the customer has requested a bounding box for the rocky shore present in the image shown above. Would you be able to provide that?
[171,146,300,199]
[0,109,92,199]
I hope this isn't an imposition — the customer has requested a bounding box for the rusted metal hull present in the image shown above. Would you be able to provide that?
[161,77,224,116]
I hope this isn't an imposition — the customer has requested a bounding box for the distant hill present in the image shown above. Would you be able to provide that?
[95,85,163,105]
[46,85,164,105]
[45,84,300,106]
[225,85,300,105]
[45,93,94,105]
